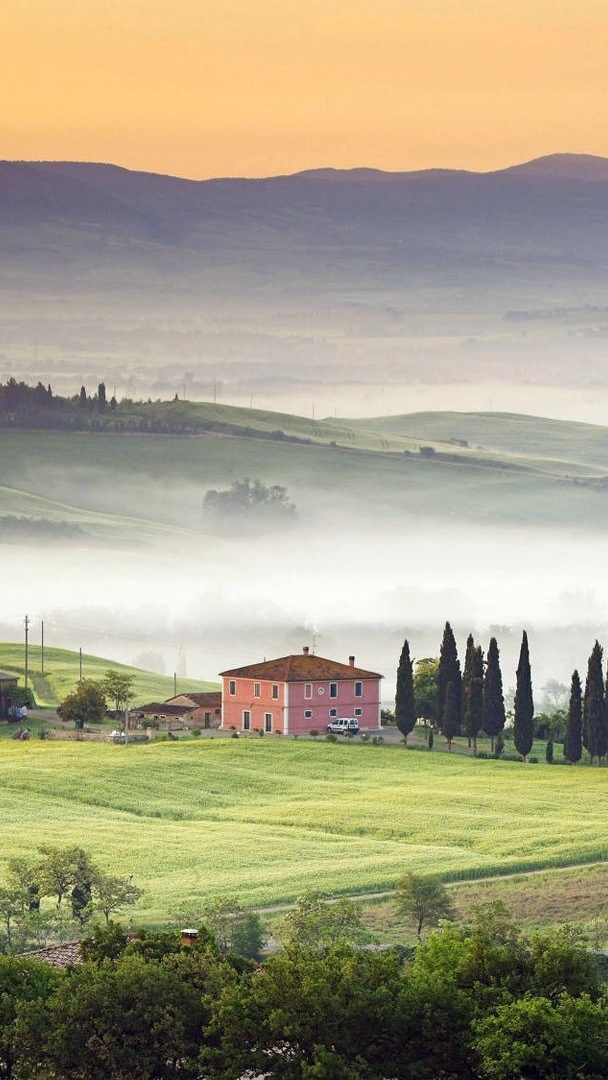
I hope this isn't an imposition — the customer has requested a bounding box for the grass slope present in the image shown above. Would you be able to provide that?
[1,738,606,923]
[3,407,608,538]
[0,643,217,707]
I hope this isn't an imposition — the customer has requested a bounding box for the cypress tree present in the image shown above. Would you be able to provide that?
[461,634,475,747]
[442,680,459,750]
[583,641,607,765]
[395,638,416,739]
[563,669,582,764]
[438,622,461,736]
[513,630,534,761]
[462,637,484,755]
[483,636,506,752]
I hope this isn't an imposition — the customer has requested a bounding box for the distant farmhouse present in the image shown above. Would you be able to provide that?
[220,646,383,735]
[134,691,221,731]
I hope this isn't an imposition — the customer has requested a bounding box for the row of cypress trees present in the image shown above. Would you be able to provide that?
[395,625,608,764]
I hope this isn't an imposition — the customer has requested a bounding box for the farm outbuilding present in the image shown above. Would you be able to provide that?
[0,670,19,720]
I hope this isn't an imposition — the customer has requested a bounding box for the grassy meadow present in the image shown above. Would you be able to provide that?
[1,736,607,924]
[3,408,608,545]
[0,643,217,707]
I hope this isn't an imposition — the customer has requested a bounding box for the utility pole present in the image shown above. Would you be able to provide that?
[124,693,130,747]
[79,648,83,682]
[24,614,29,689]
[174,671,177,696]
[41,620,45,675]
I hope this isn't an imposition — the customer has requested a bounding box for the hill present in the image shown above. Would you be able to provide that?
[0,643,217,707]
[3,405,608,543]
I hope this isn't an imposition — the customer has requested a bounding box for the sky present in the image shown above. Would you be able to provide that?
[3,0,608,179]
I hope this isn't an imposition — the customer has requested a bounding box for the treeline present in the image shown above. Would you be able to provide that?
[2,905,608,1079]
[0,379,314,443]
[396,623,608,765]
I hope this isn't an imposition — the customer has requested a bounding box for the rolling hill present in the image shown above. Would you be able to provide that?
[0,643,217,707]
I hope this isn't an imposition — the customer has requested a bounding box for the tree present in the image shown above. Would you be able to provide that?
[514,630,534,761]
[583,641,608,765]
[441,680,460,750]
[35,845,97,909]
[78,385,87,408]
[276,893,368,949]
[101,669,135,715]
[483,636,506,752]
[91,871,143,923]
[395,638,416,738]
[413,657,439,724]
[564,670,583,764]
[473,993,608,1080]
[204,897,266,960]
[56,679,106,726]
[202,478,296,532]
[438,622,461,736]
[394,872,454,940]
[462,639,484,755]
[97,382,106,412]
[14,954,203,1080]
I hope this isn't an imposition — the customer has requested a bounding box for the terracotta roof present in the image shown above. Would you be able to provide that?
[220,654,383,682]
[26,940,83,968]
[0,671,18,683]
[134,702,189,716]
[165,692,221,708]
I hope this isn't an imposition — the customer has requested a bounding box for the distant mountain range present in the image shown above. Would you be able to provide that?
[3,152,608,403]
[3,152,608,280]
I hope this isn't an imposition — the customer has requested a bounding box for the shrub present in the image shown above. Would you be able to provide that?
[476,750,489,759]
[528,755,539,764]
[231,731,239,739]
[326,732,338,743]
[191,728,201,738]
[309,729,319,739]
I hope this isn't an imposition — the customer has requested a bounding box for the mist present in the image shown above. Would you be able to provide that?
[2,516,606,703]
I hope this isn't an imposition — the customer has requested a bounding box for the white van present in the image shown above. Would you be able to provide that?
[326,717,360,735]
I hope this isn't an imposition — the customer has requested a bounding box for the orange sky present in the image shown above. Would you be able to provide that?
[3,0,608,178]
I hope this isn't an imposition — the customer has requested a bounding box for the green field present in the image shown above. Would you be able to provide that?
[0,643,217,707]
[3,407,608,545]
[1,737,607,924]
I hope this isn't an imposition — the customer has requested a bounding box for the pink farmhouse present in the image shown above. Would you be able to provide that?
[220,646,383,735]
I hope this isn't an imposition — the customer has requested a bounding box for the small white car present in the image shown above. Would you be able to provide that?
[326,717,360,735]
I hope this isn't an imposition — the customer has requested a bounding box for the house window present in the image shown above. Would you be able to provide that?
[329,708,338,718]
[229,680,236,695]
[272,684,279,699]
[254,683,261,698]
[329,683,338,698]
[304,709,313,719]
[354,708,362,717]
[305,683,312,699]
[354,681,362,697]
[264,712,273,733]
[242,710,251,730]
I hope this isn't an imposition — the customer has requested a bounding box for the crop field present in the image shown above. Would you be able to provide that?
[1,737,607,924]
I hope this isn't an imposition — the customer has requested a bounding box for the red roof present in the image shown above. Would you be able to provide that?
[220,653,382,682]
[165,692,221,708]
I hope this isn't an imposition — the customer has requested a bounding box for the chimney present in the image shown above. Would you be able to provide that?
[303,646,310,656]
[349,655,355,667]
[181,929,198,948]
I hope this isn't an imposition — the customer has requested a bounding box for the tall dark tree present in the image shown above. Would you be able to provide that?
[438,622,461,736]
[583,641,607,765]
[461,634,475,747]
[513,630,534,761]
[563,669,583,764]
[483,636,506,752]
[395,639,416,739]
[463,644,484,756]
[441,680,459,750]
[79,385,87,408]
[97,382,107,412]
